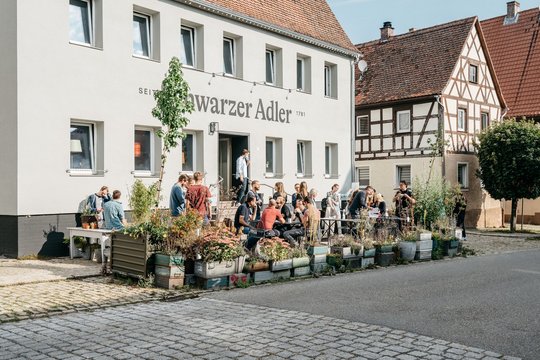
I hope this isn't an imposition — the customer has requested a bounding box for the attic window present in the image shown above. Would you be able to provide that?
[469,64,478,83]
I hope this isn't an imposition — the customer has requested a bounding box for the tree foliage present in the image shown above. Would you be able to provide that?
[152,57,194,206]
[475,119,540,231]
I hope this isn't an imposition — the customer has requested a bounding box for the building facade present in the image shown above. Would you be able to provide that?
[0,0,357,257]
[355,18,505,228]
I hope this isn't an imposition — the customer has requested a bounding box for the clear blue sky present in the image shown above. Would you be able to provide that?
[327,0,540,44]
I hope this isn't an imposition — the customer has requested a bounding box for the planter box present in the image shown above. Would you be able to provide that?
[326,255,343,267]
[291,266,311,277]
[376,244,394,253]
[310,263,327,273]
[363,248,376,258]
[194,260,236,279]
[270,259,293,271]
[111,233,151,278]
[156,275,184,289]
[330,246,351,257]
[415,250,432,261]
[273,269,291,280]
[197,275,229,290]
[343,256,361,269]
[416,239,433,251]
[184,274,197,286]
[244,261,269,272]
[375,252,395,267]
[307,245,329,256]
[361,257,374,268]
[292,257,310,268]
[417,232,432,241]
[229,273,249,287]
[399,242,416,261]
[449,239,459,249]
[310,254,327,264]
[154,254,184,278]
[251,270,273,284]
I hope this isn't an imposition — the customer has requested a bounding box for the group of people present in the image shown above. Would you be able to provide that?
[169,171,212,224]
[79,186,127,231]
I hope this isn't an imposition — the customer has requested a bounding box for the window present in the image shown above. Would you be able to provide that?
[266,139,275,175]
[469,64,478,83]
[458,108,467,131]
[223,37,235,76]
[297,58,305,91]
[69,0,92,45]
[181,133,195,172]
[180,26,195,67]
[396,110,411,133]
[358,167,370,187]
[133,13,151,57]
[325,143,338,177]
[396,165,411,188]
[324,65,331,97]
[70,123,95,171]
[265,49,275,84]
[356,115,369,136]
[457,163,469,188]
[297,141,305,176]
[134,129,154,174]
[481,112,489,130]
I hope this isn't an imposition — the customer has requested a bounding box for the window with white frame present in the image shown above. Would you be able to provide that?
[297,141,305,176]
[358,167,370,187]
[133,12,151,57]
[325,143,338,177]
[457,163,469,188]
[481,112,489,130]
[396,110,411,133]
[223,37,235,76]
[356,115,369,136]
[70,123,95,171]
[266,139,275,175]
[469,64,478,83]
[69,0,93,45]
[396,165,411,188]
[265,49,275,84]
[181,133,195,172]
[180,26,195,67]
[324,65,331,97]
[297,57,305,91]
[134,129,154,174]
[458,108,467,131]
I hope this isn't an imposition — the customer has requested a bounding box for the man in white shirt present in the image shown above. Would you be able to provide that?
[235,148,250,204]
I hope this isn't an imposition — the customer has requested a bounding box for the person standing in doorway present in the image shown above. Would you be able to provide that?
[170,174,188,216]
[235,149,250,205]
[103,190,127,230]
[186,171,212,225]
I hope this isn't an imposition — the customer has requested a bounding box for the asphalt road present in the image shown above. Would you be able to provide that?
[207,250,540,360]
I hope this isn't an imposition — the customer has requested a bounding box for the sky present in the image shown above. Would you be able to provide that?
[327,0,540,44]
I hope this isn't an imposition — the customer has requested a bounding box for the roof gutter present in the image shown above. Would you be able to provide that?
[173,0,359,59]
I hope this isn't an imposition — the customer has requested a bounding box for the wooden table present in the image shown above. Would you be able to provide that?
[66,227,113,263]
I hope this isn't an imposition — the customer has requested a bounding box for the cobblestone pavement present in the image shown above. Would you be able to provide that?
[466,231,540,255]
[0,298,520,360]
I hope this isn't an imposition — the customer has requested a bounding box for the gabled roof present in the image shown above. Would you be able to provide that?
[481,7,540,119]
[176,0,357,55]
[355,17,477,106]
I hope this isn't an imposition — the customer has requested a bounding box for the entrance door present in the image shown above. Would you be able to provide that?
[218,134,248,200]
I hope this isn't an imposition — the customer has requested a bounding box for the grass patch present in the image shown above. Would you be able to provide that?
[16,254,53,260]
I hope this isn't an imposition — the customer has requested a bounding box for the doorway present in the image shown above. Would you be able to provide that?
[218,133,248,200]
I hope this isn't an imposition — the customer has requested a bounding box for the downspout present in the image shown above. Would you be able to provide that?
[435,95,445,177]
[351,55,360,186]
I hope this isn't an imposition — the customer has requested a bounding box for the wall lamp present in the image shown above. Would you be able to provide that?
[209,122,219,135]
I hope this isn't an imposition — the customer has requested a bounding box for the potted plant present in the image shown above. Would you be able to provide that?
[259,237,293,271]
[194,227,245,279]
[398,230,417,261]
[374,226,397,266]
[329,234,356,257]
[80,207,98,229]
[361,236,376,258]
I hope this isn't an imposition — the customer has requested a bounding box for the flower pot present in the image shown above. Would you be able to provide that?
[194,259,236,279]
[307,245,328,256]
[449,239,459,249]
[398,242,416,261]
[82,223,90,229]
[375,252,395,267]
[416,239,433,251]
[292,256,310,268]
[417,232,432,242]
[363,248,376,258]
[270,259,293,271]
[376,244,394,253]
[330,246,352,257]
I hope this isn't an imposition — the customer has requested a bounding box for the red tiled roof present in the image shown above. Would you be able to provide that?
[197,0,357,53]
[355,17,476,106]
[481,8,540,118]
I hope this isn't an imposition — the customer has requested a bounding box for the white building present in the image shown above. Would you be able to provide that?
[0,0,358,257]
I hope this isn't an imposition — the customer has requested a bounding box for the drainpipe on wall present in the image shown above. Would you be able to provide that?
[435,95,445,177]
[351,55,360,186]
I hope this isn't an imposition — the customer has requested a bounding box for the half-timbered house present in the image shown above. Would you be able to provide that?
[355,17,506,228]
[482,1,540,225]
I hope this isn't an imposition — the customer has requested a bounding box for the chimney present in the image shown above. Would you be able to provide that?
[380,21,394,42]
[506,1,520,19]
[409,28,416,32]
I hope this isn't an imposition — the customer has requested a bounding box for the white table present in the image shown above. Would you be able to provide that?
[67,227,113,263]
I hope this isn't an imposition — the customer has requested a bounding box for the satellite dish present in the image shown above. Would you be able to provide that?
[357,59,368,73]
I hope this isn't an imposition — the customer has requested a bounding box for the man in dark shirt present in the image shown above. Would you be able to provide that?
[348,186,374,218]
[234,195,257,235]
[246,180,263,220]
[394,180,416,229]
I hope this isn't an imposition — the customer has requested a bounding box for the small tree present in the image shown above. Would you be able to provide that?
[152,57,194,206]
[475,119,540,232]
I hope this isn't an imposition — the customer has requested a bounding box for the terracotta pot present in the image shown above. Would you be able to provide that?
[82,223,90,229]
